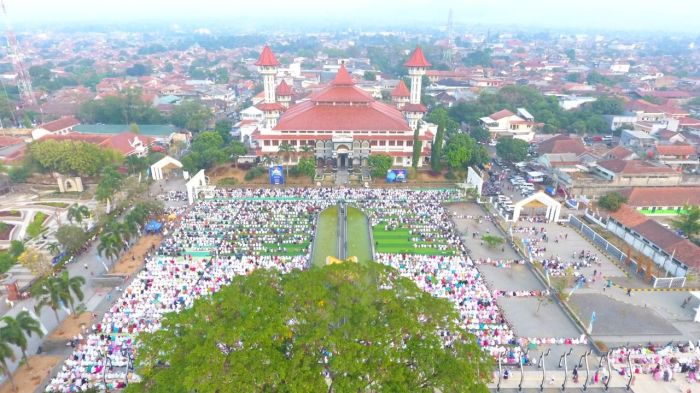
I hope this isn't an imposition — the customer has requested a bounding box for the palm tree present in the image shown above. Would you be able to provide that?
[278,142,295,164]
[97,231,124,264]
[299,144,314,158]
[67,204,90,227]
[1,311,43,369]
[33,279,63,325]
[47,242,61,257]
[261,155,275,167]
[0,330,16,391]
[55,271,86,317]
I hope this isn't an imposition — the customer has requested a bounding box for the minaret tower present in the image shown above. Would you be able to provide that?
[403,46,431,130]
[255,45,283,129]
[276,80,294,109]
[391,79,410,109]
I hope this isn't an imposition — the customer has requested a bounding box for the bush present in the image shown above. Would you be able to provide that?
[216,177,239,187]
[244,167,266,181]
[0,252,16,274]
[598,192,627,212]
[444,171,457,180]
[8,165,31,182]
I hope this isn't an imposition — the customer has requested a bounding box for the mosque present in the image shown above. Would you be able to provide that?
[251,45,437,168]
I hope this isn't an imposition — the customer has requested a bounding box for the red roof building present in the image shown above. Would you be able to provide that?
[41,132,154,157]
[405,46,432,68]
[33,116,80,139]
[253,53,436,168]
[254,45,280,67]
[391,80,410,98]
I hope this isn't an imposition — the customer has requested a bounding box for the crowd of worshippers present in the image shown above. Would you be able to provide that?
[46,187,595,391]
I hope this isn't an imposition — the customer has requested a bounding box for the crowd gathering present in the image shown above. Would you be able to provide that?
[44,187,699,391]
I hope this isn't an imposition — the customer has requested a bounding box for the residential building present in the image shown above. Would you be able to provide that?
[479,108,541,142]
[32,116,81,140]
[592,159,681,186]
[606,204,700,276]
[618,187,700,215]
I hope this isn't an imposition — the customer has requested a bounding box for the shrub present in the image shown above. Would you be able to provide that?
[598,192,627,212]
[444,171,457,180]
[244,167,266,181]
[26,212,48,238]
[8,165,31,182]
[217,177,239,187]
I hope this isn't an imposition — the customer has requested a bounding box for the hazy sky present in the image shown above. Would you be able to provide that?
[6,0,700,33]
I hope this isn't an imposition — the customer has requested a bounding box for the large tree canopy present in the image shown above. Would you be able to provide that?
[447,86,624,134]
[496,138,529,163]
[127,262,491,393]
[27,140,123,176]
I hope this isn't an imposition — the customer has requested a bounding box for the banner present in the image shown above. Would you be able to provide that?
[268,165,285,185]
[386,169,407,183]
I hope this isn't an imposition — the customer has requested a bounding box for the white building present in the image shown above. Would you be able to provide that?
[479,108,541,142]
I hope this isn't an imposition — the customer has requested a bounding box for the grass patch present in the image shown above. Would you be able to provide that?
[34,202,69,208]
[312,207,338,266]
[346,207,373,264]
[216,177,239,187]
[26,212,48,239]
[0,210,21,217]
[372,225,456,256]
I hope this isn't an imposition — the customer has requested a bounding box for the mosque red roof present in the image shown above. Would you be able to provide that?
[402,103,427,113]
[271,66,412,132]
[405,46,431,68]
[255,45,280,67]
[275,80,293,96]
[391,80,410,97]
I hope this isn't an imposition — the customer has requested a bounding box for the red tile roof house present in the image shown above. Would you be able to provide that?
[40,132,155,157]
[605,204,700,276]
[618,187,700,215]
[591,159,682,187]
[653,143,698,168]
[31,116,80,140]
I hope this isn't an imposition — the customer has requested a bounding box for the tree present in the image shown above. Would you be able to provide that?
[55,271,86,317]
[67,204,90,226]
[33,278,64,324]
[411,121,422,170]
[180,131,232,173]
[0,330,16,391]
[277,142,295,177]
[496,138,528,163]
[481,234,505,249]
[565,73,582,83]
[672,205,700,240]
[363,70,376,81]
[126,63,151,77]
[214,120,233,144]
[97,229,124,263]
[55,225,89,255]
[299,145,314,158]
[96,165,124,210]
[170,100,212,132]
[1,311,43,369]
[443,134,479,172]
[463,49,492,67]
[130,123,141,134]
[431,116,446,173]
[367,154,393,179]
[565,48,576,62]
[124,155,149,175]
[126,262,492,393]
[597,192,627,212]
[296,157,316,179]
[470,126,490,143]
[17,248,51,277]
[78,89,161,124]
[27,140,123,177]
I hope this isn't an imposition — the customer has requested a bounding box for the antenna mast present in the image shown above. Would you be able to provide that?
[1,0,35,107]
[443,9,455,66]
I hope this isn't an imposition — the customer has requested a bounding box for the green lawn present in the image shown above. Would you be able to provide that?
[312,206,339,266]
[372,225,456,256]
[346,206,373,264]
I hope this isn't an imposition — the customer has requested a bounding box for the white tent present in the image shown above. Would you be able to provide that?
[186,169,208,204]
[512,191,562,222]
[150,156,183,181]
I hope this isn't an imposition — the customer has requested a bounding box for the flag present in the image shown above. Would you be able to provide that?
[588,311,596,333]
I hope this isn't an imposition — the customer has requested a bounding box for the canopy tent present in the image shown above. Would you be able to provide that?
[144,220,163,234]
[512,191,562,222]
[150,155,183,181]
